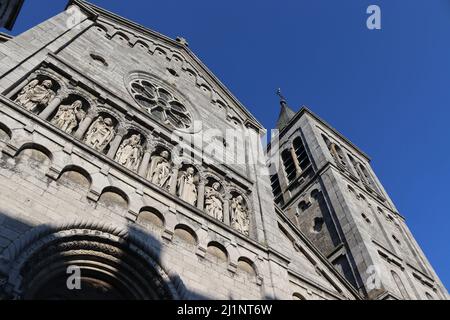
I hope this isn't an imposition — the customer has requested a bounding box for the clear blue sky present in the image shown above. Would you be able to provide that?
[3,0,449,290]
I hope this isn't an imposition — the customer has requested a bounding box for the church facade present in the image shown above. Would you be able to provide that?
[0,0,446,300]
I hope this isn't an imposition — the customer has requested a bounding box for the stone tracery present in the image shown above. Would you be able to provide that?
[129,78,192,130]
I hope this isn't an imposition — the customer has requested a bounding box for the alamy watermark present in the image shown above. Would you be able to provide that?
[366,265,382,291]
[366,5,381,30]
[66,265,81,290]
[167,121,281,177]
[66,5,84,30]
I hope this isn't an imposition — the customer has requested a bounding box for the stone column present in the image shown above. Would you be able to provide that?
[196,179,205,211]
[223,195,231,225]
[107,131,125,159]
[138,150,152,178]
[39,91,68,120]
[169,165,180,195]
[74,112,95,139]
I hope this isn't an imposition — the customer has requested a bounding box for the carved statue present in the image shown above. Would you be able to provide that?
[51,100,86,134]
[14,79,56,112]
[177,166,198,206]
[231,195,250,236]
[114,134,143,171]
[84,116,115,152]
[205,182,224,221]
[148,150,171,189]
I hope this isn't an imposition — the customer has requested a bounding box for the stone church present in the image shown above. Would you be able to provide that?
[0,0,447,300]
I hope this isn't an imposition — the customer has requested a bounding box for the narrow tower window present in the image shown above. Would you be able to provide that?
[282,149,297,183]
[293,137,311,171]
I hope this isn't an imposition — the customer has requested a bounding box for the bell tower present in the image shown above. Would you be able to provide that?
[267,94,448,299]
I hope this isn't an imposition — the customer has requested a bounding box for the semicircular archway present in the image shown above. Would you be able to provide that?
[2,224,179,300]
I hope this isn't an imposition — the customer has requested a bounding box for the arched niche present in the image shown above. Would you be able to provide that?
[134,40,149,52]
[13,75,62,115]
[137,207,165,230]
[92,23,108,36]
[83,113,119,154]
[229,190,251,237]
[114,129,146,172]
[57,165,91,190]
[112,31,130,46]
[176,163,201,207]
[237,257,257,277]
[154,47,167,58]
[185,68,197,82]
[173,224,198,247]
[292,292,307,300]
[98,186,129,212]
[391,270,410,299]
[50,94,90,135]
[206,241,228,264]
[147,145,173,189]
[15,143,52,174]
[204,176,225,222]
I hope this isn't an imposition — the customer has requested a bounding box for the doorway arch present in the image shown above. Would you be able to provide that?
[0,222,179,300]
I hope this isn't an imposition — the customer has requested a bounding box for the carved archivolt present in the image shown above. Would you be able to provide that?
[0,221,181,299]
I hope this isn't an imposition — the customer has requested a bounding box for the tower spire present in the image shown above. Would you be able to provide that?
[276,88,296,130]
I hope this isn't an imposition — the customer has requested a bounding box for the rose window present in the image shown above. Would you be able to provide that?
[129,79,192,129]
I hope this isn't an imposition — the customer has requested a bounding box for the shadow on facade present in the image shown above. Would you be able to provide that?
[0,211,209,300]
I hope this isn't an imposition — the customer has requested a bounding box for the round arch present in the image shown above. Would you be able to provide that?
[0,222,180,300]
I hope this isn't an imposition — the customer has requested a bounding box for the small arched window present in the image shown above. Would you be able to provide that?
[359,164,377,189]
[269,172,283,205]
[333,144,347,167]
[391,270,410,299]
[281,149,296,183]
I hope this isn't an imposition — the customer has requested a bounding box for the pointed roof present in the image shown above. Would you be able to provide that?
[276,89,296,130]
